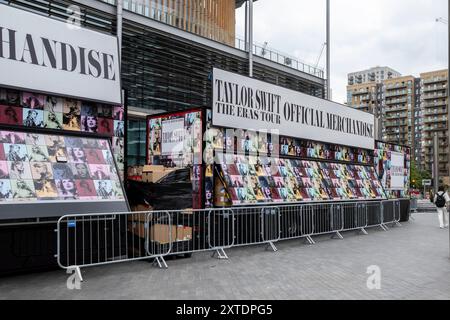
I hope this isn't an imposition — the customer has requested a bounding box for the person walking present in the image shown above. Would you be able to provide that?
[434,186,449,229]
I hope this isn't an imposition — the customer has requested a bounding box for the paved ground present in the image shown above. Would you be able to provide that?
[0,212,449,300]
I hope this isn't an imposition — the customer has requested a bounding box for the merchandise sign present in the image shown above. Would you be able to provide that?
[161,118,186,156]
[212,68,375,149]
[0,4,121,104]
[390,152,405,190]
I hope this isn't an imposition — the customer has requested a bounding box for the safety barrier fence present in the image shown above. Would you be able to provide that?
[56,200,401,281]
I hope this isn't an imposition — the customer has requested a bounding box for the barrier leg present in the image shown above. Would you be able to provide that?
[265,241,278,252]
[304,236,315,245]
[358,228,369,235]
[153,256,168,269]
[211,248,228,260]
[380,224,389,231]
[331,231,344,240]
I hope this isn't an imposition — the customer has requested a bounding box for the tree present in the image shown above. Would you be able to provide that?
[410,160,431,190]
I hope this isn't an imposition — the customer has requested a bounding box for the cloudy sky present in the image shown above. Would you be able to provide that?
[235,0,448,103]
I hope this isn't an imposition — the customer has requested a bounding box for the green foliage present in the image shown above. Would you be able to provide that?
[410,160,431,189]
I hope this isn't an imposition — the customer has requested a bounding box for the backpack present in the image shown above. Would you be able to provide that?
[435,193,446,208]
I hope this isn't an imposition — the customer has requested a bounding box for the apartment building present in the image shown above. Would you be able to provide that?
[348,66,401,85]
[346,82,382,114]
[382,76,417,148]
[420,70,449,186]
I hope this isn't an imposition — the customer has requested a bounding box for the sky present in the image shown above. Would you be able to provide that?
[235,0,448,103]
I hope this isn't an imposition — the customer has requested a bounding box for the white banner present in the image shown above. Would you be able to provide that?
[0,4,121,104]
[390,152,405,190]
[161,118,185,155]
[212,68,375,149]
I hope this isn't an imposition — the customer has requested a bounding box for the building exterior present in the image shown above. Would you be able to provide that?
[420,69,449,186]
[348,66,401,85]
[0,0,326,186]
[346,82,382,114]
[103,0,237,46]
[382,75,417,148]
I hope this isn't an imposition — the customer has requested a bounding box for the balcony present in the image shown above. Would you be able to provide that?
[384,105,408,112]
[384,121,408,128]
[385,113,408,119]
[423,84,447,92]
[384,90,407,98]
[423,92,447,100]
[423,117,448,124]
[386,97,408,104]
[423,77,448,85]
[423,108,448,116]
[423,124,448,131]
[422,100,447,108]
[385,83,408,89]
[352,89,369,95]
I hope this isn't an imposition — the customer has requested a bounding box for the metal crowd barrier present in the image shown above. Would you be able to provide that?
[56,200,401,281]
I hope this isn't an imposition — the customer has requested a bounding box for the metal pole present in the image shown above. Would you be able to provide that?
[433,132,439,193]
[244,0,248,51]
[117,0,123,104]
[447,0,449,259]
[326,0,330,100]
[248,0,253,77]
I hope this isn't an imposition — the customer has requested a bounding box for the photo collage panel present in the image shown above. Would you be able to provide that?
[216,153,386,206]
[147,111,202,168]
[374,142,411,199]
[0,130,124,202]
[0,88,125,181]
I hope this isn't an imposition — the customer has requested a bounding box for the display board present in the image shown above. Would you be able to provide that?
[0,130,128,219]
[147,109,203,209]
[0,4,121,104]
[212,68,375,150]
[215,153,386,206]
[0,87,125,180]
[373,141,410,199]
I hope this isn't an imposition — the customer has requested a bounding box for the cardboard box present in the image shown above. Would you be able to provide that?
[142,171,169,183]
[143,165,165,172]
[150,224,177,244]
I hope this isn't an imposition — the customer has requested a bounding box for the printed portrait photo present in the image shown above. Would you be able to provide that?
[45,135,66,148]
[4,144,28,162]
[8,161,32,180]
[102,150,114,166]
[3,90,20,106]
[34,179,58,199]
[94,180,113,199]
[82,138,101,149]
[0,161,9,179]
[52,163,74,180]
[11,179,36,199]
[114,120,124,137]
[23,108,44,127]
[113,106,124,121]
[67,147,87,163]
[0,105,23,125]
[111,181,124,199]
[25,133,46,146]
[63,99,81,131]
[81,115,98,133]
[89,164,110,180]
[0,146,5,161]
[97,118,114,135]
[97,104,113,118]
[27,145,50,162]
[55,179,78,199]
[30,162,54,180]
[75,179,97,198]
[71,163,91,180]
[85,148,105,164]
[1,131,25,144]
[44,96,63,113]
[22,92,45,110]
[0,179,13,201]
[44,111,63,130]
